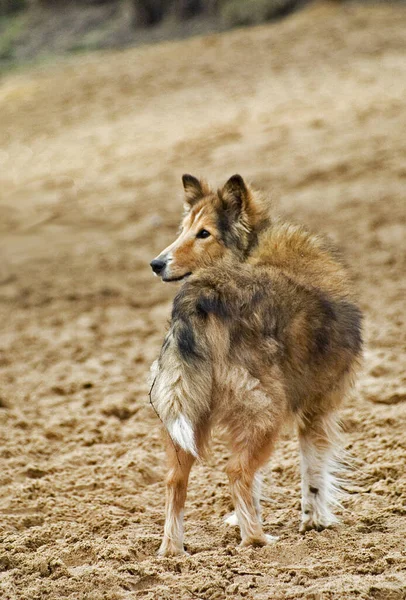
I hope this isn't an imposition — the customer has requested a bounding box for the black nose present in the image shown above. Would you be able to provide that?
[150,258,166,275]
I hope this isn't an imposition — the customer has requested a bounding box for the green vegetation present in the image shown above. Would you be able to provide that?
[0,0,27,16]
[0,12,26,60]
[221,0,299,26]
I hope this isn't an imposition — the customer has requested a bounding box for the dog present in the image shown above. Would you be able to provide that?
[149,174,362,556]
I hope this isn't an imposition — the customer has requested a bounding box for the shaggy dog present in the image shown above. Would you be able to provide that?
[149,174,362,556]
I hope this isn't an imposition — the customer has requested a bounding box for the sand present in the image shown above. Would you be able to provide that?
[0,3,405,598]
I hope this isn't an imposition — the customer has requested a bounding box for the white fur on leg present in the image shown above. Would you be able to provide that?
[224,512,239,526]
[158,509,186,556]
[233,481,279,546]
[264,534,279,543]
[225,471,263,527]
[299,436,341,533]
[167,414,198,458]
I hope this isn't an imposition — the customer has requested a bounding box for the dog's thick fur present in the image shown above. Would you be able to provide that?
[150,174,362,556]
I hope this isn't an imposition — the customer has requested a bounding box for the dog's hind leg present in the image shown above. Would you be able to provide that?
[298,411,342,533]
[158,443,195,557]
[158,421,210,556]
[224,470,263,527]
[226,434,278,547]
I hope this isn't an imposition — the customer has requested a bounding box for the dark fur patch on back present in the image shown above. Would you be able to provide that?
[176,319,199,364]
[314,294,363,358]
[336,300,363,355]
[249,288,279,339]
[171,287,204,364]
[314,296,337,356]
[197,293,230,320]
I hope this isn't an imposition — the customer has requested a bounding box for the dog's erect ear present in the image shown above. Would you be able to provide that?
[221,174,249,216]
[182,174,207,206]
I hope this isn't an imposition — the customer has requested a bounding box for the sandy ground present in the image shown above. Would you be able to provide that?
[0,3,406,598]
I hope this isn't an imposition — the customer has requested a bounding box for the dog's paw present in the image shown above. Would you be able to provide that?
[299,512,336,534]
[157,540,187,557]
[239,533,278,548]
[264,534,279,543]
[224,512,239,526]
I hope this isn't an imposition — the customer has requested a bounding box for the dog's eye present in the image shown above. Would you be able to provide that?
[196,229,211,239]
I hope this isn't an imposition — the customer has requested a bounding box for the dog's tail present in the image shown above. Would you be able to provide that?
[149,287,214,458]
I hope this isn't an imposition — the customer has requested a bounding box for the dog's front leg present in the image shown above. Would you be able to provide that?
[158,441,195,556]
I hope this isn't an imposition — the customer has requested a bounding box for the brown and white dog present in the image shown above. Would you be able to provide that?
[149,174,362,556]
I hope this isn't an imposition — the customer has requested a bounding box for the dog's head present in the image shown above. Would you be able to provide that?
[150,174,270,282]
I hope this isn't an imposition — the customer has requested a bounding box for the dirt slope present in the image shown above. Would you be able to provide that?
[0,3,405,599]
